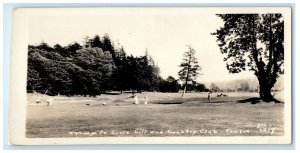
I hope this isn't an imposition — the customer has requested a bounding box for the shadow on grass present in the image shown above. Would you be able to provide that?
[202,101,231,104]
[153,99,184,105]
[154,97,236,105]
[237,97,261,104]
[104,92,122,95]
[237,97,284,104]
[156,102,184,105]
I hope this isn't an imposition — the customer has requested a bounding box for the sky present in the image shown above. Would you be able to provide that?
[28,8,254,83]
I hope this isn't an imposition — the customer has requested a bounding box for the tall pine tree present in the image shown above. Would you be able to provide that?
[178,46,201,98]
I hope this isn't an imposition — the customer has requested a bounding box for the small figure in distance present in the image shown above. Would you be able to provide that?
[144,95,148,105]
[35,98,41,104]
[208,90,212,103]
[46,98,53,106]
[134,94,139,105]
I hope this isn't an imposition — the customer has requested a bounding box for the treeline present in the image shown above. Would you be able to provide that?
[27,34,208,96]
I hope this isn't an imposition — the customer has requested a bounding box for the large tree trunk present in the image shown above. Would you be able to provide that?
[259,84,273,102]
[182,75,189,98]
[258,77,275,102]
[182,83,187,98]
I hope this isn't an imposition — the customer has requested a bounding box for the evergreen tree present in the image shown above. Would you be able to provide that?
[178,46,201,98]
[102,34,116,62]
[91,35,103,48]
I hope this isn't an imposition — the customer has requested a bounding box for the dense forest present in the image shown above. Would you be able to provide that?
[27,34,208,96]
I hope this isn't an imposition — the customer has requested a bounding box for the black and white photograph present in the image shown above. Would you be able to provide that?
[9,7,292,144]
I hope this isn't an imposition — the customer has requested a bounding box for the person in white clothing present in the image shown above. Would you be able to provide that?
[134,95,139,104]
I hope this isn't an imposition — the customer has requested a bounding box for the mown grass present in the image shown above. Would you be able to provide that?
[26,92,284,138]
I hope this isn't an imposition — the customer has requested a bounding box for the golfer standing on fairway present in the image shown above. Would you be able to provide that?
[208,91,212,103]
